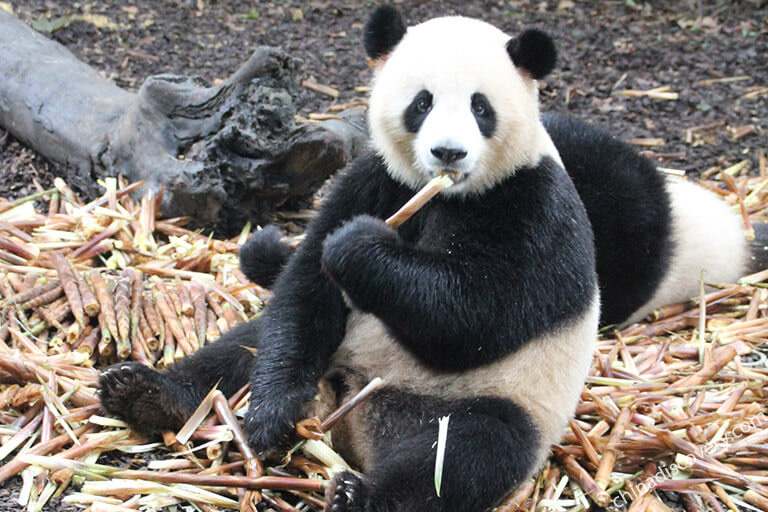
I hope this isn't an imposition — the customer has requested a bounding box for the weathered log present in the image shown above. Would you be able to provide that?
[0,10,366,234]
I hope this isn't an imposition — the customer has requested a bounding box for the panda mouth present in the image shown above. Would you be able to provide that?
[437,169,465,183]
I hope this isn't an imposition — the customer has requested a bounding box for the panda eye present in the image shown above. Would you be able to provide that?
[471,93,496,137]
[415,95,432,114]
[404,90,434,133]
[471,95,490,116]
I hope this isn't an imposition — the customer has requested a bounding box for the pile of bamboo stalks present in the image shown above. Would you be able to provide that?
[1,168,768,512]
[0,177,268,369]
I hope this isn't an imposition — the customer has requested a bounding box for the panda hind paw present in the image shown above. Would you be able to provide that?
[325,470,370,512]
[98,362,192,434]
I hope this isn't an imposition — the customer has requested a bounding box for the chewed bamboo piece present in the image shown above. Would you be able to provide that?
[385,174,454,229]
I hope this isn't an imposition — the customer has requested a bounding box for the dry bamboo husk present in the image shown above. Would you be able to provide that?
[1,175,768,511]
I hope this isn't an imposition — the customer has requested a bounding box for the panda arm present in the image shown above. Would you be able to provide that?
[321,170,596,372]
[243,155,400,451]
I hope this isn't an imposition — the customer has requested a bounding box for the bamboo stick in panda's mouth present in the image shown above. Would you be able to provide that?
[385,174,455,229]
[283,174,454,247]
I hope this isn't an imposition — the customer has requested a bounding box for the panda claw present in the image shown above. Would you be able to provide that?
[325,470,368,512]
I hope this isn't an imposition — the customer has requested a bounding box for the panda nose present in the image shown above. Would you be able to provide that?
[431,147,467,164]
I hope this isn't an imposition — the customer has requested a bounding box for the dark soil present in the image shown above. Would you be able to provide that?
[0,0,766,509]
[1,0,766,203]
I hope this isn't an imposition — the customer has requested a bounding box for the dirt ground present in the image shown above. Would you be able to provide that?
[0,1,767,510]
[0,0,766,203]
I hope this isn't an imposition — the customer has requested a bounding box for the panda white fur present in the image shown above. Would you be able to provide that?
[99,5,754,512]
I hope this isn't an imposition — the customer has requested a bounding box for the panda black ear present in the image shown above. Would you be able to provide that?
[364,5,407,60]
[506,29,557,80]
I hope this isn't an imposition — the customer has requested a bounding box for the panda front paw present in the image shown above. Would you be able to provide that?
[243,398,305,454]
[98,362,195,435]
[325,470,370,512]
[322,215,397,286]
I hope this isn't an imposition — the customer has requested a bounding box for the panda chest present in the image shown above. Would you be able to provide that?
[396,203,466,253]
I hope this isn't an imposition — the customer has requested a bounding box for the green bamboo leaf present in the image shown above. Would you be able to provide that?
[434,415,450,498]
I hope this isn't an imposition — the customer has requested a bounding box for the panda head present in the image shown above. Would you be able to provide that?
[365,5,558,195]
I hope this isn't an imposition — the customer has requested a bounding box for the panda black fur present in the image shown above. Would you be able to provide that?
[241,114,750,329]
[238,225,293,290]
[542,113,674,326]
[99,6,754,512]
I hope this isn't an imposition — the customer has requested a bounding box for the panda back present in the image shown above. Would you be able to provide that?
[542,113,673,326]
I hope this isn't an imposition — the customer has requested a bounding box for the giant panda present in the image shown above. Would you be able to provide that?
[99,6,757,512]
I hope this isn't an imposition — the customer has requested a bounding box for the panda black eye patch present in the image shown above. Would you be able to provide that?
[404,90,433,133]
[471,93,496,137]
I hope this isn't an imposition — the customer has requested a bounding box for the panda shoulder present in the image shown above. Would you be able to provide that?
[345,151,389,180]
[332,151,401,197]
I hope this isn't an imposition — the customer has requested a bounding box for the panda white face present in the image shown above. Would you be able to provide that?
[367,16,560,195]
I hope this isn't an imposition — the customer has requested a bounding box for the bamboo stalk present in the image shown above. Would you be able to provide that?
[595,406,632,490]
[176,278,194,316]
[179,314,199,351]
[568,419,601,468]
[711,483,739,511]
[744,490,768,512]
[20,285,63,310]
[49,253,85,329]
[0,234,39,261]
[156,278,183,317]
[138,308,158,352]
[161,311,175,366]
[90,272,119,348]
[220,303,241,328]
[97,311,114,357]
[76,270,99,317]
[76,326,100,356]
[68,221,122,260]
[113,470,325,492]
[674,345,739,388]
[190,279,207,346]
[114,272,132,359]
[321,377,384,431]
[155,288,193,355]
[128,269,143,345]
[385,175,454,229]
[0,281,59,308]
[0,187,57,214]
[130,329,150,365]
[212,390,264,508]
[206,308,220,341]
[142,290,161,337]
[0,423,94,483]
[497,479,536,511]
[552,446,611,507]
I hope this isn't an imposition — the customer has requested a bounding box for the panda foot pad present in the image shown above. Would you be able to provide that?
[98,362,192,434]
[325,470,369,512]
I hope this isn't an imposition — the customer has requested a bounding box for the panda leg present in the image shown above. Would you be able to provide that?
[326,392,540,512]
[99,320,260,435]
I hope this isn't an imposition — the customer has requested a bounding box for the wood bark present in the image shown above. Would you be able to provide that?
[0,10,366,234]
